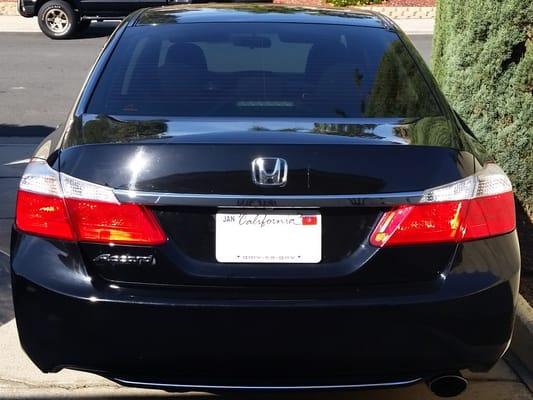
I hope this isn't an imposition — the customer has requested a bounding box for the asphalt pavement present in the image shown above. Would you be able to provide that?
[0,27,116,328]
[0,28,531,399]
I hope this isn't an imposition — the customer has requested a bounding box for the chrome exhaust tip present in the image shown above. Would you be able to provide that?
[427,372,468,398]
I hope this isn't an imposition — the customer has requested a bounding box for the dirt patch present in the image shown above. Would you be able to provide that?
[521,273,533,304]
[517,200,533,304]
[0,2,17,15]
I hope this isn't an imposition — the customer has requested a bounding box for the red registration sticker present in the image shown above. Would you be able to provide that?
[301,216,318,226]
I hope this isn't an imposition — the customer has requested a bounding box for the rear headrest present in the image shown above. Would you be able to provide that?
[305,42,349,83]
[313,63,365,117]
[165,43,208,72]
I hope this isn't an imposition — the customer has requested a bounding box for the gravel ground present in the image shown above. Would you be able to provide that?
[373,0,435,6]
[516,200,533,304]
[522,275,533,303]
[0,2,16,15]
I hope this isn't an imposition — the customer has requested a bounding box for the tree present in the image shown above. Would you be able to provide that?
[432,0,532,218]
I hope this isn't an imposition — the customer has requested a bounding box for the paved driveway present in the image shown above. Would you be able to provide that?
[0,27,531,399]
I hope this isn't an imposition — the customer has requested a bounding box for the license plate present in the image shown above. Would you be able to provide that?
[215,212,322,263]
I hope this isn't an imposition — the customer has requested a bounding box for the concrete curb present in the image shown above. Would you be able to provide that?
[511,295,533,374]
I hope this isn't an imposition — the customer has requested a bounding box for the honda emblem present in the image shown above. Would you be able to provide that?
[251,157,288,187]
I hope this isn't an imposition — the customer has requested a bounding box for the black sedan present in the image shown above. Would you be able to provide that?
[11,4,520,398]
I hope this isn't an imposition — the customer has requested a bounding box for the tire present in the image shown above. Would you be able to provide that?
[76,19,91,32]
[37,0,77,39]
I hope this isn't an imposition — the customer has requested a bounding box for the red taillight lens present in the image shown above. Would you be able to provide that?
[370,192,516,247]
[462,192,516,240]
[370,200,467,247]
[65,199,166,245]
[15,159,166,246]
[15,190,74,241]
[370,163,516,247]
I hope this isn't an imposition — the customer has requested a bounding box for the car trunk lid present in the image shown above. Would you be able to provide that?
[58,116,472,287]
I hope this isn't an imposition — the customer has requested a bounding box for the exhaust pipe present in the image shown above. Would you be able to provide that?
[426,372,468,398]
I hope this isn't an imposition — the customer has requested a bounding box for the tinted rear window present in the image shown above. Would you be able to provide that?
[87,23,441,118]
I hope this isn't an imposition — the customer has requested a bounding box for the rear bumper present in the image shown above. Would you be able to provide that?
[11,232,520,390]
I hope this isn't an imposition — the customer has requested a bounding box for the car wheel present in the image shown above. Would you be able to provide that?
[37,0,77,39]
[76,19,91,32]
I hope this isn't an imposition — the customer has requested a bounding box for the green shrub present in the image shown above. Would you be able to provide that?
[326,0,382,7]
[432,0,533,216]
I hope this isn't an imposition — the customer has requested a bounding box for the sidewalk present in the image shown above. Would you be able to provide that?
[393,18,434,34]
[0,15,39,32]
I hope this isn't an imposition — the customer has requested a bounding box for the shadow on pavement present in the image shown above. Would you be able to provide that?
[0,252,14,326]
[0,124,55,137]
[75,22,120,39]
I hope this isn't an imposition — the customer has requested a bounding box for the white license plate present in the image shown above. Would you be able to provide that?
[215,212,322,263]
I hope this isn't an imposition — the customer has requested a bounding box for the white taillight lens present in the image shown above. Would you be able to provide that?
[15,159,166,245]
[19,159,62,197]
[60,173,118,204]
[420,164,512,203]
[473,164,513,198]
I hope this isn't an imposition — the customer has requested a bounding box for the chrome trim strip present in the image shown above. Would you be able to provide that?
[113,190,423,208]
[113,377,422,390]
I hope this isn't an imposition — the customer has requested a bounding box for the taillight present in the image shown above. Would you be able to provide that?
[15,159,166,245]
[16,191,74,241]
[65,199,165,245]
[370,164,516,247]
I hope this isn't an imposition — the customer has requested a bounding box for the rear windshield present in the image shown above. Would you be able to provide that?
[87,23,441,118]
